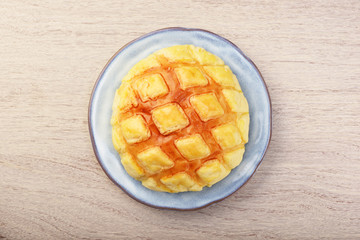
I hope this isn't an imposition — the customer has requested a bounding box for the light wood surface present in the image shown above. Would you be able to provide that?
[1,0,359,239]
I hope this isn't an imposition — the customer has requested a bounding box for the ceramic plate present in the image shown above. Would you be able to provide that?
[89,28,272,210]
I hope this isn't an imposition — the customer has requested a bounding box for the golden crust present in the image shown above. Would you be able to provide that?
[190,93,224,122]
[174,134,211,161]
[111,45,250,193]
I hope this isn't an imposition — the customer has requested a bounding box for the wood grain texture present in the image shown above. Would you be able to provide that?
[0,0,359,239]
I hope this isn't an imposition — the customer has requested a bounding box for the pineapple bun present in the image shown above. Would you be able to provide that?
[111,45,249,193]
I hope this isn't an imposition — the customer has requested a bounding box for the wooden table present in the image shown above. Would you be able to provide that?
[1,1,359,239]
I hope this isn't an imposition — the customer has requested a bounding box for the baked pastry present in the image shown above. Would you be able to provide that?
[111,45,249,193]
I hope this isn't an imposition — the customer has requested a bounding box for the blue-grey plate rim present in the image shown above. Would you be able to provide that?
[88,27,272,210]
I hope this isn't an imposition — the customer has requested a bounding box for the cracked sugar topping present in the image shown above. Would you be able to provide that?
[111,45,249,193]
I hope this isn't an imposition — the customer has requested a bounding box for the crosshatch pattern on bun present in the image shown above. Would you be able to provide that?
[111,45,249,193]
